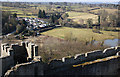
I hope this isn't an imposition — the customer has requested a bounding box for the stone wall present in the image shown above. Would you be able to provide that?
[1,41,120,76]
[25,41,38,61]
[1,43,9,57]
[57,57,120,75]
[0,49,14,75]
[4,51,120,76]
[1,42,39,63]
[4,46,120,76]
[47,51,120,75]
[48,46,120,69]
[5,61,44,76]
[0,42,39,76]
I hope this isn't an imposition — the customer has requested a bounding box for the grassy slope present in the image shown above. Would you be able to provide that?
[41,27,118,42]
[66,11,98,24]
[90,8,118,14]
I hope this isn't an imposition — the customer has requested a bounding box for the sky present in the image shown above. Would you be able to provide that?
[0,0,119,3]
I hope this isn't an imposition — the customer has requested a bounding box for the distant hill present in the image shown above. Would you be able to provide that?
[82,2,119,4]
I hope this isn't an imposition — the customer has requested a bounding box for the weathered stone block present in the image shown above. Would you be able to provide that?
[11,44,19,49]
[33,56,42,61]
[21,41,25,47]
[5,46,10,52]
[85,50,103,61]
[25,41,29,47]
[74,54,86,63]
[49,59,63,68]
[116,51,120,56]
[115,46,120,52]
[103,47,116,57]
[34,45,38,56]
[8,49,14,56]
[62,56,75,64]
[31,44,35,59]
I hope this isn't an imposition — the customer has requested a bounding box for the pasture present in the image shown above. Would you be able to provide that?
[2,6,38,18]
[41,27,118,42]
[66,11,98,24]
[90,8,118,14]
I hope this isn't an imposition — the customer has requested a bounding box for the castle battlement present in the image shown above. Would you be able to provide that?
[0,41,41,76]
[0,41,120,76]
[49,46,120,69]
[1,41,40,61]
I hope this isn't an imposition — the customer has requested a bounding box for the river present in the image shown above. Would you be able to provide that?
[94,39,119,47]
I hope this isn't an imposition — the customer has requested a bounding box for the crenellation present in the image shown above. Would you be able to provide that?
[115,46,120,52]
[116,51,120,56]
[11,44,19,49]
[103,47,117,57]
[31,43,35,59]
[33,45,38,56]
[26,42,35,60]
[1,43,8,50]
[25,41,29,47]
[21,41,25,47]
[5,46,10,52]
[0,41,40,76]
[1,44,4,51]
[85,50,103,61]
[48,46,120,69]
[74,54,82,59]
[1,42,120,76]
[62,57,65,62]
[74,54,86,63]
[7,48,12,56]
[62,56,75,64]
[1,41,39,61]
[9,49,14,56]
[1,46,10,57]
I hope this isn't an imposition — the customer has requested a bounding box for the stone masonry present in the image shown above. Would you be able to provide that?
[0,41,120,76]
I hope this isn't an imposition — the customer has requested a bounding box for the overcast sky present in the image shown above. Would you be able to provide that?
[0,0,119,3]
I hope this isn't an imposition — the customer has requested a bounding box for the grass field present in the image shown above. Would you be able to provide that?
[41,27,118,42]
[2,6,38,18]
[66,11,98,24]
[90,8,118,14]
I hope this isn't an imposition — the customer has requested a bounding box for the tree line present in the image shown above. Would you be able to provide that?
[2,11,27,35]
[37,9,119,31]
[38,9,46,18]
[2,12,17,35]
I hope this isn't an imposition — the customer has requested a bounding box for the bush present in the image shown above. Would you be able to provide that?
[37,38,108,62]
[16,24,24,34]
[92,26,103,34]
[64,31,77,41]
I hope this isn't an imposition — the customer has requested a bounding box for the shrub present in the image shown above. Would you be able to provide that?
[92,26,103,34]
[64,31,77,41]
